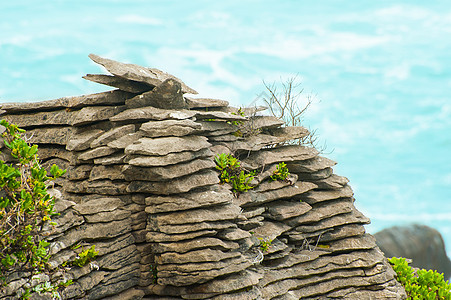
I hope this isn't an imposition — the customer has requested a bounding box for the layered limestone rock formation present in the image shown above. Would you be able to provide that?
[0,54,407,299]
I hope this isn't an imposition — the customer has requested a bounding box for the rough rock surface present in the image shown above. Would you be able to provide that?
[375,224,451,280]
[0,54,407,300]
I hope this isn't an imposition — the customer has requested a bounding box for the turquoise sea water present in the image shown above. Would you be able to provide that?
[1,1,450,253]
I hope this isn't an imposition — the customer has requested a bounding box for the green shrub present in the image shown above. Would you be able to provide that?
[0,120,96,299]
[258,237,272,252]
[389,256,451,299]
[270,162,290,181]
[214,153,254,196]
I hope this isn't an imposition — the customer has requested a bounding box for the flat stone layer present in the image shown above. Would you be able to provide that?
[125,136,211,156]
[89,53,198,94]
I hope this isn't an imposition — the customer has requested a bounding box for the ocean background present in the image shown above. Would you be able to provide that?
[1,1,450,254]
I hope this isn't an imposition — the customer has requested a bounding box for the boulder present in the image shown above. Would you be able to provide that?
[374,224,451,279]
[125,78,187,109]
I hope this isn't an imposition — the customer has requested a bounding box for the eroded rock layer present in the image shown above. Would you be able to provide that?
[0,54,406,299]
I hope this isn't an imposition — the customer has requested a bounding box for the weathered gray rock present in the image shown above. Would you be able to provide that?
[287,156,337,173]
[155,248,241,265]
[197,120,238,136]
[151,220,237,235]
[154,237,239,254]
[242,145,319,169]
[301,185,354,205]
[185,97,229,109]
[89,165,125,181]
[140,119,201,137]
[127,170,219,194]
[158,258,253,286]
[73,197,123,215]
[125,136,211,156]
[88,53,198,94]
[78,146,117,161]
[236,182,317,207]
[252,221,291,241]
[126,78,187,109]
[126,148,212,167]
[225,127,309,152]
[71,106,124,126]
[0,90,131,113]
[55,219,131,248]
[313,174,349,189]
[375,224,451,280]
[148,204,241,227]
[94,152,126,165]
[65,179,128,195]
[265,201,312,221]
[147,229,218,243]
[194,110,247,122]
[107,132,143,149]
[83,74,154,93]
[90,124,135,148]
[145,186,233,213]
[293,209,370,234]
[123,158,215,181]
[25,127,75,145]
[66,129,104,151]
[184,269,263,296]
[286,199,354,226]
[110,106,196,122]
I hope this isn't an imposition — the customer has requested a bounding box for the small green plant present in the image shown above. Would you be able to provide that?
[214,153,254,196]
[270,162,290,181]
[389,257,451,299]
[70,245,98,268]
[258,237,272,252]
[0,120,95,299]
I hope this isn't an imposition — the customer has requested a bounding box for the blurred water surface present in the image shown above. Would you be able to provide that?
[1,0,450,253]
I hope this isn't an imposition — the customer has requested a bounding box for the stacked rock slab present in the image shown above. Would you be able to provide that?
[0,54,406,299]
